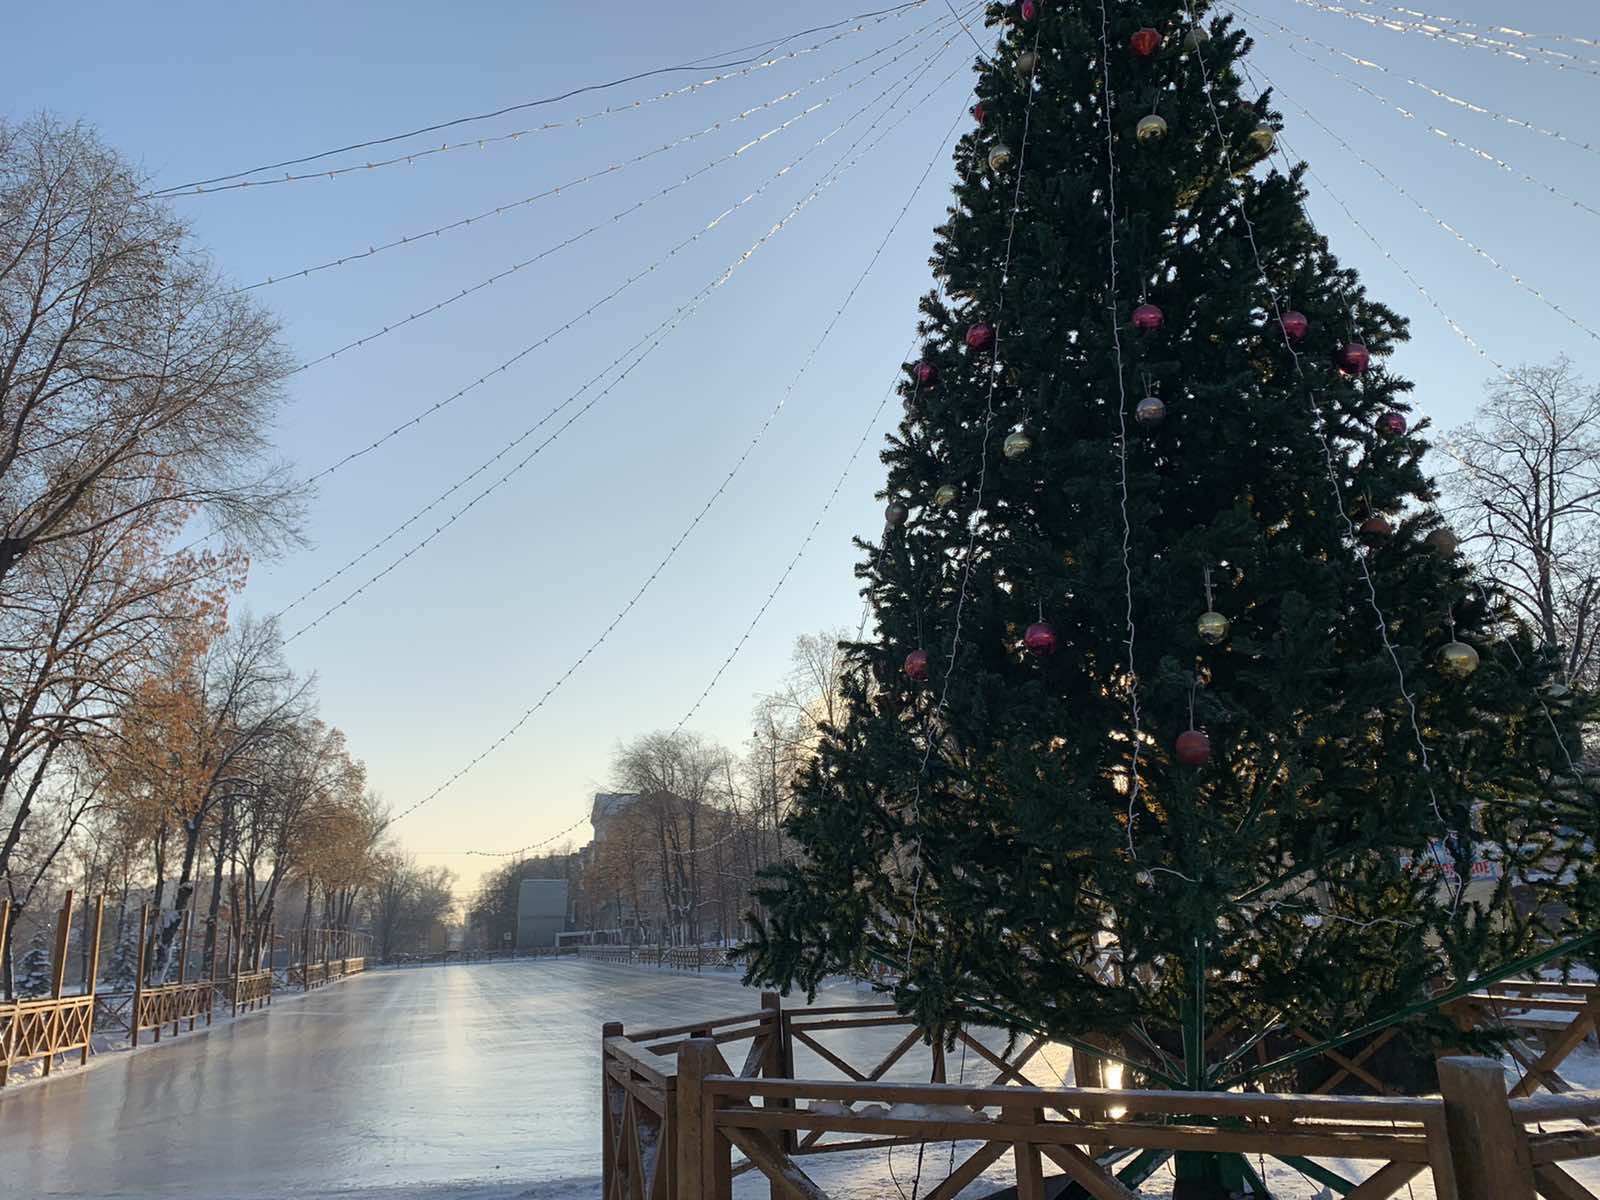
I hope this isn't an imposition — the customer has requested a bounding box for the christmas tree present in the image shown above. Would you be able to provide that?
[746,3,1596,1194]
[104,918,143,992]
[17,931,54,999]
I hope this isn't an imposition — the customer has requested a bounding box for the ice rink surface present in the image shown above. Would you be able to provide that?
[3,958,1595,1200]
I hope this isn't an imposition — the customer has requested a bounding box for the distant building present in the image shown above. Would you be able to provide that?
[515,878,569,949]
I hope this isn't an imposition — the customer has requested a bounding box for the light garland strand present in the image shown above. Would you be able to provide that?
[1284,0,1600,77]
[1339,2,1600,54]
[1243,65,1600,348]
[1233,6,1600,220]
[376,46,974,836]
[241,9,955,294]
[285,12,964,375]
[291,24,965,502]
[1096,0,1148,860]
[1181,2,1460,904]
[906,24,1045,964]
[669,103,971,740]
[1232,4,1600,159]
[152,3,932,195]
[284,42,968,645]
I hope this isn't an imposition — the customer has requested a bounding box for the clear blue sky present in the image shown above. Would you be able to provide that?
[8,1,1596,893]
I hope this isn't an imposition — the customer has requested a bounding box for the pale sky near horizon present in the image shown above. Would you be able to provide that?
[8,1,1597,896]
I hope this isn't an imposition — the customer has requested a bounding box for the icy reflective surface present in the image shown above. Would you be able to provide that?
[0,960,907,1199]
[3,959,1596,1199]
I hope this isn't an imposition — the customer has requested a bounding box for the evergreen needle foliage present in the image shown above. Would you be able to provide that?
[744,1,1597,1099]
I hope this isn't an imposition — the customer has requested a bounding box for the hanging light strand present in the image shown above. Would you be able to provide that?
[1231,5,1600,220]
[1229,3,1600,159]
[1241,63,1600,347]
[292,21,967,505]
[368,43,975,836]
[241,7,960,294]
[150,2,934,195]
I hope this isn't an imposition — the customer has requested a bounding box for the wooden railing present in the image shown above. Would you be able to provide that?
[601,992,1600,1200]
[227,970,273,1015]
[0,890,103,1085]
[0,995,96,1085]
[581,944,739,971]
[131,980,216,1043]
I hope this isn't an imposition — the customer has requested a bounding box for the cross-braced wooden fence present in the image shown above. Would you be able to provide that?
[3,893,369,1087]
[0,891,103,1085]
[601,989,1600,1200]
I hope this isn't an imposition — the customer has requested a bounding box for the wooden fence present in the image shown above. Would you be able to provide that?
[3,894,368,1086]
[580,944,739,971]
[601,989,1600,1200]
[0,891,103,1085]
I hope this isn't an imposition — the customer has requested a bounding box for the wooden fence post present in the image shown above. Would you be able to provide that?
[49,889,73,999]
[761,991,798,1154]
[83,895,105,1066]
[678,1038,733,1200]
[39,889,73,1077]
[175,906,192,1035]
[601,1021,623,1198]
[131,903,149,1048]
[265,923,275,1007]
[1437,1056,1534,1200]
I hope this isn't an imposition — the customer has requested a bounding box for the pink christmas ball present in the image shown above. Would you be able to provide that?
[1023,621,1058,657]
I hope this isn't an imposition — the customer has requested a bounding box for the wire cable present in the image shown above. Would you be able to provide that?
[150,2,932,194]
[284,11,961,376]
[275,32,968,634]
[373,42,975,837]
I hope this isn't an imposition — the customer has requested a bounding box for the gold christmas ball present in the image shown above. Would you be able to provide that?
[1016,49,1040,77]
[988,143,1014,173]
[1002,430,1032,459]
[1437,640,1480,679]
[1425,527,1459,557]
[1249,122,1276,153]
[934,483,959,508]
[1136,114,1169,143]
[1197,610,1230,645]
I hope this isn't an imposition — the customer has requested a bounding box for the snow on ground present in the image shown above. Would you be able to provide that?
[1,958,1594,1199]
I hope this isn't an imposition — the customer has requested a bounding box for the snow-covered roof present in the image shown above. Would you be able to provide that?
[591,792,640,822]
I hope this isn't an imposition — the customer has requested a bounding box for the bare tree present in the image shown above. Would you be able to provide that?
[1442,358,1600,690]
[0,114,300,587]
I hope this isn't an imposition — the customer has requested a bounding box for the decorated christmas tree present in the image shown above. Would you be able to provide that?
[746,3,1596,1195]
[17,931,54,999]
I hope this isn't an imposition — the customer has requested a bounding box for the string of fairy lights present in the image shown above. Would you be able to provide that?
[278,17,975,647]
[143,1,1595,858]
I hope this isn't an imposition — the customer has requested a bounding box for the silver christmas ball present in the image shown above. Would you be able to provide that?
[1250,122,1277,153]
[1184,24,1211,50]
[1197,610,1230,645]
[1135,396,1167,427]
[885,501,908,527]
[1002,430,1032,459]
[988,143,1014,173]
[934,483,959,508]
[1016,49,1040,77]
[1136,114,1169,143]
[1425,527,1459,557]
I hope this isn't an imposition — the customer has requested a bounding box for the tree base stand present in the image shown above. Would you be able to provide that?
[1173,1150,1258,1200]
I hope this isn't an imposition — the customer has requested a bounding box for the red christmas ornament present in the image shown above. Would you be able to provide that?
[1130,27,1163,57]
[1359,515,1392,542]
[965,322,996,352]
[1023,621,1058,658]
[971,102,986,125]
[1377,410,1407,438]
[1337,342,1372,375]
[1277,311,1309,342]
[903,649,930,682]
[912,361,939,387]
[1175,730,1211,766]
[1019,0,1038,20]
[1131,303,1164,332]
